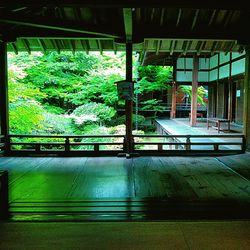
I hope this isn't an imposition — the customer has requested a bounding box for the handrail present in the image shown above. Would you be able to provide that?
[7,133,245,155]
[9,134,124,138]
[133,134,245,153]
[133,134,244,138]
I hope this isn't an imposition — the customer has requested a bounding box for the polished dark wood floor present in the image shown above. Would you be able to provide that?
[0,154,250,221]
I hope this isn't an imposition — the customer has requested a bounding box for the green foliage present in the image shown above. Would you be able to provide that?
[115,114,146,127]
[179,85,207,105]
[137,65,172,93]
[8,51,171,138]
[43,113,72,134]
[8,68,47,134]
[71,102,116,125]
[140,99,164,112]
[9,101,45,134]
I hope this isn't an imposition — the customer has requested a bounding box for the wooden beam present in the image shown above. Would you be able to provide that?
[228,52,233,121]
[125,42,133,153]
[123,8,133,42]
[191,9,200,30]
[197,41,205,56]
[181,40,188,55]
[160,8,165,26]
[0,0,249,10]
[0,13,121,39]
[0,42,9,149]
[51,39,60,53]
[243,47,250,150]
[37,39,46,53]
[171,61,177,119]
[10,43,18,54]
[80,40,89,54]
[223,10,234,28]
[133,27,241,42]
[11,27,109,39]
[170,40,176,56]
[210,41,218,55]
[156,40,161,55]
[113,40,117,54]
[190,55,198,127]
[22,39,31,54]
[176,9,182,27]
[69,40,75,54]
[208,10,217,26]
[150,8,155,21]
[97,40,103,55]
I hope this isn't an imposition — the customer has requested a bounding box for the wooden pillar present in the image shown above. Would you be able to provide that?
[170,81,177,119]
[243,48,250,150]
[171,61,177,119]
[0,42,9,151]
[125,42,133,153]
[190,55,198,126]
[228,52,233,121]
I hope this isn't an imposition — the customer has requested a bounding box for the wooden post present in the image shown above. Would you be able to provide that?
[243,48,250,150]
[0,171,9,219]
[125,42,133,153]
[170,81,177,119]
[171,61,177,119]
[0,42,10,153]
[190,55,198,126]
[228,52,233,121]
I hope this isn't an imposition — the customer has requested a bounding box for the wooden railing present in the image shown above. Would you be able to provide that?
[133,134,245,155]
[117,102,207,112]
[9,134,125,156]
[5,133,246,156]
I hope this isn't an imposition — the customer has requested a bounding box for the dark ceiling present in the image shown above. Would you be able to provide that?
[0,1,249,64]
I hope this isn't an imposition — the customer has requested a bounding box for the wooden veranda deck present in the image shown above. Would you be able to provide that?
[0,154,249,221]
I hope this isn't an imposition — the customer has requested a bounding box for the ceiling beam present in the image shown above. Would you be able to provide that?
[210,41,218,55]
[113,40,117,54]
[69,40,76,53]
[191,9,200,30]
[208,10,217,26]
[223,10,234,27]
[22,39,31,54]
[123,8,133,42]
[156,40,161,55]
[176,9,182,27]
[0,13,121,39]
[10,43,18,54]
[133,26,245,42]
[170,40,176,55]
[0,0,249,10]
[196,41,205,55]
[97,40,103,54]
[181,40,188,55]
[51,39,60,53]
[160,8,165,26]
[80,40,89,54]
[37,39,46,53]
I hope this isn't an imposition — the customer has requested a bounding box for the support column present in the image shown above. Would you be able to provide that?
[190,55,198,126]
[125,42,133,153]
[171,61,177,119]
[170,81,177,119]
[0,42,9,152]
[228,52,233,121]
[243,48,250,150]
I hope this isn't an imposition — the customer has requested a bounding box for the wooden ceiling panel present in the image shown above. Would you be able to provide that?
[1,4,249,55]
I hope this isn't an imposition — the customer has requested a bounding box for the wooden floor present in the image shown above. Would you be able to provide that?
[0,154,250,221]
